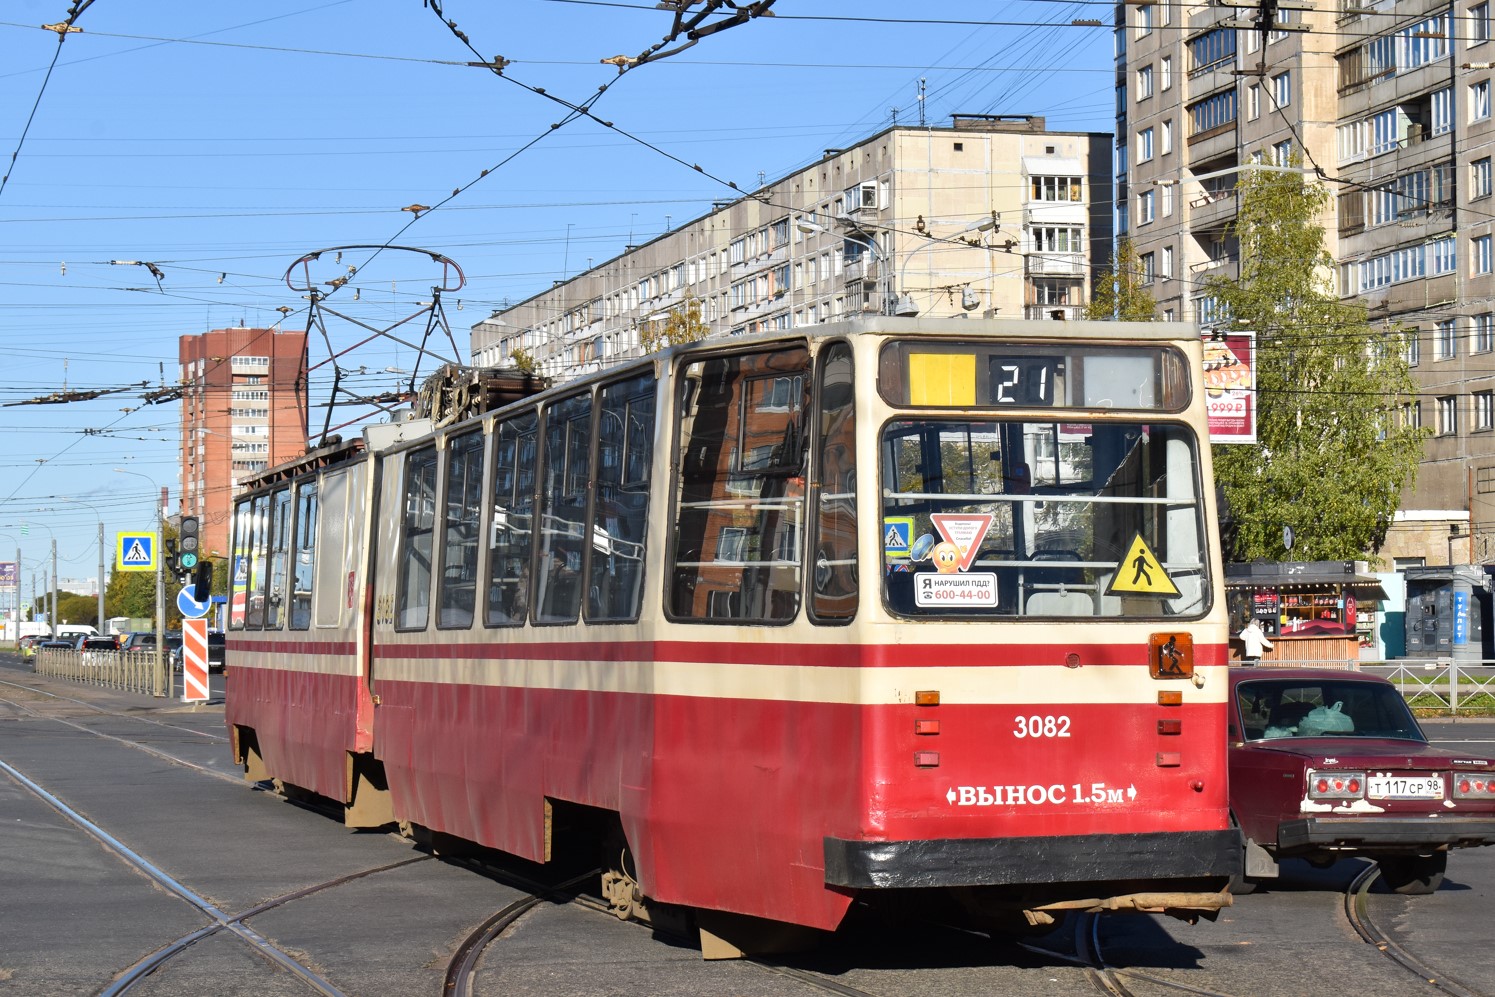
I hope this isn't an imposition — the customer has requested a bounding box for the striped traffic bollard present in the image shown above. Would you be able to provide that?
[180,618,210,703]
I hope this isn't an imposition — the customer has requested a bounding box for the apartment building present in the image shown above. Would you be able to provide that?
[470,116,1113,381]
[179,327,308,561]
[1119,0,1495,562]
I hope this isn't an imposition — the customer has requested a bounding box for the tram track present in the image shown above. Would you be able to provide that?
[1344,864,1487,997]
[0,754,421,996]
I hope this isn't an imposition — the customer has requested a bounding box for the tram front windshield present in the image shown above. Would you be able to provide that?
[880,420,1209,619]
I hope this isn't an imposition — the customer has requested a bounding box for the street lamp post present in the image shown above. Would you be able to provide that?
[51,499,107,632]
[796,218,894,315]
[114,469,168,697]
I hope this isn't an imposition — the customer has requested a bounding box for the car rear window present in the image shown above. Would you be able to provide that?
[1236,679,1424,741]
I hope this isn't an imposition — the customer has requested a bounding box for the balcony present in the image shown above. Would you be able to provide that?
[1025,304,1084,321]
[1186,185,1237,231]
[1026,253,1085,277]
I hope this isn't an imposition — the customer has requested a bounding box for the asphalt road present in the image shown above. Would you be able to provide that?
[2,653,1493,997]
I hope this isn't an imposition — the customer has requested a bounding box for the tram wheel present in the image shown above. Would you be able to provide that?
[1377,853,1446,895]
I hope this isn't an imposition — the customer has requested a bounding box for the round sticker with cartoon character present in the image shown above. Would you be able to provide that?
[931,541,962,573]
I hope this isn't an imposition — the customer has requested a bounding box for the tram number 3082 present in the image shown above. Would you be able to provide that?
[1013,715,1071,739]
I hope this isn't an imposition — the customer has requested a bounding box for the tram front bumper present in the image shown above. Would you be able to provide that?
[824,828,1241,890]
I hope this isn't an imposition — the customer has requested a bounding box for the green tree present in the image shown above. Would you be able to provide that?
[510,347,537,374]
[56,591,98,628]
[1203,165,1427,562]
[641,296,709,354]
[1085,238,1157,321]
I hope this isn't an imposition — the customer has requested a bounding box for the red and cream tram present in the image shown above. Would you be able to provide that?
[225,317,1238,955]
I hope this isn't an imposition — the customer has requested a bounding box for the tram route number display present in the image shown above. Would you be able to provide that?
[946,782,1138,807]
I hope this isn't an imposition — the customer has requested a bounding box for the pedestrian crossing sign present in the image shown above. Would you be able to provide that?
[116,532,158,572]
[1104,532,1181,598]
[884,517,914,558]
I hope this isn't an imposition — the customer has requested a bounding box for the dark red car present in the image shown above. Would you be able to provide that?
[1228,667,1495,894]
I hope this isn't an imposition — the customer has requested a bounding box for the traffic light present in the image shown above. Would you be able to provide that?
[192,558,213,600]
[177,516,200,575]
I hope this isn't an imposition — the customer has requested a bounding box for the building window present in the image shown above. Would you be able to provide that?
[1401,14,1449,68]
[1138,64,1154,99]
[1188,27,1236,74]
[1162,183,1174,217]
[1475,234,1493,275]
[1031,175,1084,201]
[1160,55,1173,90]
[1161,245,1174,278]
[1140,251,1156,284]
[1432,88,1453,136]
[1434,319,1458,360]
[1476,391,1495,431]
[1405,329,1421,366]
[1161,119,1173,154]
[1438,396,1459,436]
[1138,127,1154,162]
[1432,236,1457,274]
[1136,3,1153,37]
[1033,226,1084,252]
[1475,158,1493,199]
[1472,80,1492,121]
[1476,2,1492,43]
[1188,90,1237,134]
[1476,313,1495,353]
[1137,189,1156,224]
[1273,71,1292,107]
[1272,139,1293,166]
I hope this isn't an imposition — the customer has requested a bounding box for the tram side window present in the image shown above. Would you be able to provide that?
[669,346,810,623]
[315,469,349,629]
[810,342,857,623]
[229,500,252,630]
[264,487,292,630]
[588,374,656,622]
[536,393,593,624]
[437,431,484,629]
[486,411,538,626]
[396,447,439,630]
[246,493,271,629]
[290,481,317,631]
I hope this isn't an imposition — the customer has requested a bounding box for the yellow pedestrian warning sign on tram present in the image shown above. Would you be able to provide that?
[1104,533,1180,598]
[116,532,158,573]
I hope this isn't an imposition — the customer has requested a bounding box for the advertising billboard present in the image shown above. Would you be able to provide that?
[1203,330,1257,444]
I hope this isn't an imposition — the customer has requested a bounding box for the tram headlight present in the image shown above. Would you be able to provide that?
[1306,769,1365,800]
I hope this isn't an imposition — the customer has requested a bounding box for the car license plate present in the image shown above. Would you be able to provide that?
[1366,774,1444,799]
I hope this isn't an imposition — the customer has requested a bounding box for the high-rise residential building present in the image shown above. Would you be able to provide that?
[470,116,1113,382]
[1120,0,1493,562]
[179,327,308,561]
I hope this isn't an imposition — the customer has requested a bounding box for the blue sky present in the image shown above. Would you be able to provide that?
[0,0,1112,591]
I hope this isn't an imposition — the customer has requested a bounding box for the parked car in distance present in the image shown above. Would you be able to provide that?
[119,632,182,656]
[31,639,76,668]
[77,635,119,665]
[170,631,227,673]
[1229,667,1495,895]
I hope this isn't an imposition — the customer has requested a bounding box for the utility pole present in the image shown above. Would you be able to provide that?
[50,538,57,638]
[97,521,105,631]
[154,487,167,697]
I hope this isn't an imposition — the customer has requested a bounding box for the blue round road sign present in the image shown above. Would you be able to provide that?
[177,584,211,619]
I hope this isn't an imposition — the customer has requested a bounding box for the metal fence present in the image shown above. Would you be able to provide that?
[34,648,166,697]
[1253,658,1495,715]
